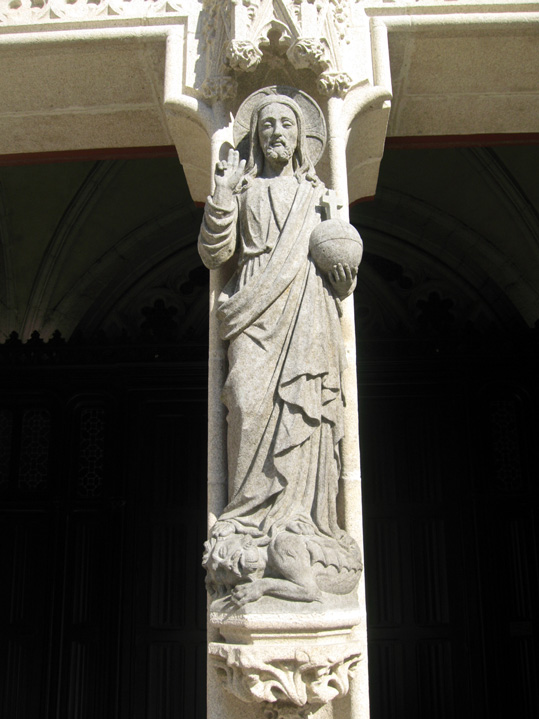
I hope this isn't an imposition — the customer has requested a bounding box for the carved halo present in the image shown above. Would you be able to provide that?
[233,86,327,167]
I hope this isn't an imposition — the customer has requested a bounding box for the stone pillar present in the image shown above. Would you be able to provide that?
[165,3,392,718]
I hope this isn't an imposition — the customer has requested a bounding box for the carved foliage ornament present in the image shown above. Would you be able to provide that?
[0,0,186,24]
[200,0,354,101]
[226,39,264,72]
[209,643,362,707]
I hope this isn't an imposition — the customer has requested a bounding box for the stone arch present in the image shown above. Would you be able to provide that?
[74,241,208,343]
[21,161,126,339]
[43,206,203,340]
[352,188,534,338]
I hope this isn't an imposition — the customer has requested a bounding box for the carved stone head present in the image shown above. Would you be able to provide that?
[234,87,327,186]
[257,101,299,167]
[245,93,314,181]
[203,531,264,597]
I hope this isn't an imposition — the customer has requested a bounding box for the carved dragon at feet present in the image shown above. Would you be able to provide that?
[203,518,362,605]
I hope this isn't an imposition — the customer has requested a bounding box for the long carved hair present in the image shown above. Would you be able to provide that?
[238,93,318,190]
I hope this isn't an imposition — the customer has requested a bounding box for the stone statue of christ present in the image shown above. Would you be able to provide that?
[199,91,361,606]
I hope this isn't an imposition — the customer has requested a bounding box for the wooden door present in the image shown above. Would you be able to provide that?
[0,363,207,719]
[360,348,539,719]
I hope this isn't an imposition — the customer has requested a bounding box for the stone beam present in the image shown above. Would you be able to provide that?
[0,2,537,200]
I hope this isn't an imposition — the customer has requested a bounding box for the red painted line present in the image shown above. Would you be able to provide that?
[385,133,539,150]
[0,145,178,166]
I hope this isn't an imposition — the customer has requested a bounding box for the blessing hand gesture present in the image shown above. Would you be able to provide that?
[213,149,246,207]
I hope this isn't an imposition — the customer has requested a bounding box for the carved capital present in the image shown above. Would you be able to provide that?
[317,71,352,98]
[209,642,362,706]
[226,40,263,72]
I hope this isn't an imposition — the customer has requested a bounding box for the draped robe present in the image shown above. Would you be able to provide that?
[199,175,347,545]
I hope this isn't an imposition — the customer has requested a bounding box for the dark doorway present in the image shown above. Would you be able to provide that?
[1,146,538,719]
[0,351,208,719]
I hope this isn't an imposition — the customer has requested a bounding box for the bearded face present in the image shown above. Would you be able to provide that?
[257,102,299,167]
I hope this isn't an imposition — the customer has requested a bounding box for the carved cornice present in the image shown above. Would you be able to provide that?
[0,0,186,25]
[200,0,358,101]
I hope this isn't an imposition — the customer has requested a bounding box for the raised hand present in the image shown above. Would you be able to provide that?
[329,262,358,299]
[213,149,246,207]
